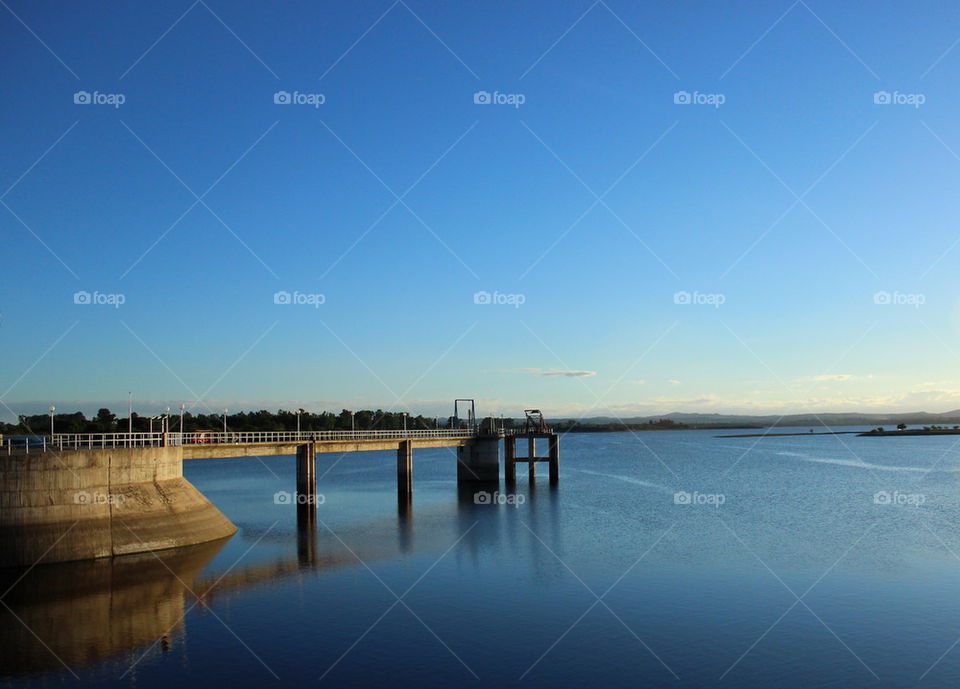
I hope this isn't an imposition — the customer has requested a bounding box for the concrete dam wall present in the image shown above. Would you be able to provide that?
[0,446,236,568]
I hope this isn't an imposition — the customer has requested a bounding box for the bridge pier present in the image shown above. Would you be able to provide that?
[457,437,500,482]
[507,433,560,483]
[397,440,413,494]
[296,442,316,500]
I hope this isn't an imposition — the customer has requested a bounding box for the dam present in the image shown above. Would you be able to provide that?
[0,413,559,567]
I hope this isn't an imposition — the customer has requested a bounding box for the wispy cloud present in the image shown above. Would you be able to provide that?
[537,368,597,378]
[801,374,855,382]
[667,379,682,385]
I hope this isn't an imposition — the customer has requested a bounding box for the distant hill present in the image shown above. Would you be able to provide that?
[556,410,960,429]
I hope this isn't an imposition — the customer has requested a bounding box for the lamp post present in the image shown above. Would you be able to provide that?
[179,404,185,433]
[296,409,301,435]
[402,412,407,433]
[350,411,355,433]
[48,406,55,436]
[164,407,170,434]
[128,392,132,434]
[222,409,228,434]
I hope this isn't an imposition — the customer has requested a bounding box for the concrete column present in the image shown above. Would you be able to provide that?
[528,437,535,460]
[397,440,413,494]
[549,434,560,483]
[296,442,316,499]
[296,501,317,566]
[504,437,516,483]
[457,438,500,482]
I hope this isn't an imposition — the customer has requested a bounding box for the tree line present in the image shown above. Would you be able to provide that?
[0,408,516,435]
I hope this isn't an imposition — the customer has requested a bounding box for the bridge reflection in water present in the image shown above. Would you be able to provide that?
[0,485,561,679]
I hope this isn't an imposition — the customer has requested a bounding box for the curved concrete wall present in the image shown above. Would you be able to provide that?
[0,446,236,567]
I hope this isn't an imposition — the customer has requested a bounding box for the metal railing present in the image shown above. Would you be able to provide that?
[6,428,479,453]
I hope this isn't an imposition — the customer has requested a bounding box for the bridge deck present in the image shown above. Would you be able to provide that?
[181,436,474,460]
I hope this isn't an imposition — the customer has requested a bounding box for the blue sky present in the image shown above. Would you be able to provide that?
[3,0,960,420]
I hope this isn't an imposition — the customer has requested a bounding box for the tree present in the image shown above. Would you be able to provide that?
[897,423,907,431]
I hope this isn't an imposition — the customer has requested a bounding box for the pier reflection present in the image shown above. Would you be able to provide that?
[0,481,564,679]
[0,538,228,677]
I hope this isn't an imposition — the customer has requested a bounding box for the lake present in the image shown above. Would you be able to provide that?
[3,429,960,688]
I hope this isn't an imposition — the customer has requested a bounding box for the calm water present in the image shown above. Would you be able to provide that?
[4,429,960,688]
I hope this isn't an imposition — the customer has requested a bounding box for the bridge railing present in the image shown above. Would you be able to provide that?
[7,428,479,453]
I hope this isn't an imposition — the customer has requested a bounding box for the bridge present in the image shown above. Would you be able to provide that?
[0,409,560,567]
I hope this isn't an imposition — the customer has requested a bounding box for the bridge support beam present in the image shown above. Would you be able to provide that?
[397,440,413,494]
[528,437,537,481]
[457,438,500,482]
[296,442,316,500]
[504,436,516,483]
[549,434,560,483]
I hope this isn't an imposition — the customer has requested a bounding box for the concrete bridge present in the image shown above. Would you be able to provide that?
[0,426,559,567]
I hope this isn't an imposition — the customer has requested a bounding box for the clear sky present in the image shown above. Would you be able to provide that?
[3,0,960,420]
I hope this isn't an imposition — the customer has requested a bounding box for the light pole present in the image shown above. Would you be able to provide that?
[128,392,132,434]
[48,406,55,436]
[402,412,407,433]
[350,411,355,433]
[296,409,301,435]
[164,407,170,434]
[222,408,228,434]
[179,404,185,434]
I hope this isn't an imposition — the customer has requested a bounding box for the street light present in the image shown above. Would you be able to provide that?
[402,412,407,433]
[164,407,171,434]
[222,409,228,434]
[128,392,132,434]
[48,406,55,436]
[296,409,301,434]
[179,404,185,434]
[350,411,355,433]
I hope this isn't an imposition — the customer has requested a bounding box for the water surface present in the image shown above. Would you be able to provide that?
[4,429,960,688]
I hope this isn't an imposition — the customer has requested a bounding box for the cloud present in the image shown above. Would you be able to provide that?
[667,379,682,385]
[539,368,597,378]
[806,374,854,382]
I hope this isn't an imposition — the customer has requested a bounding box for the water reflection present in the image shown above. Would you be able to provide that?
[0,538,228,678]
[0,481,565,680]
